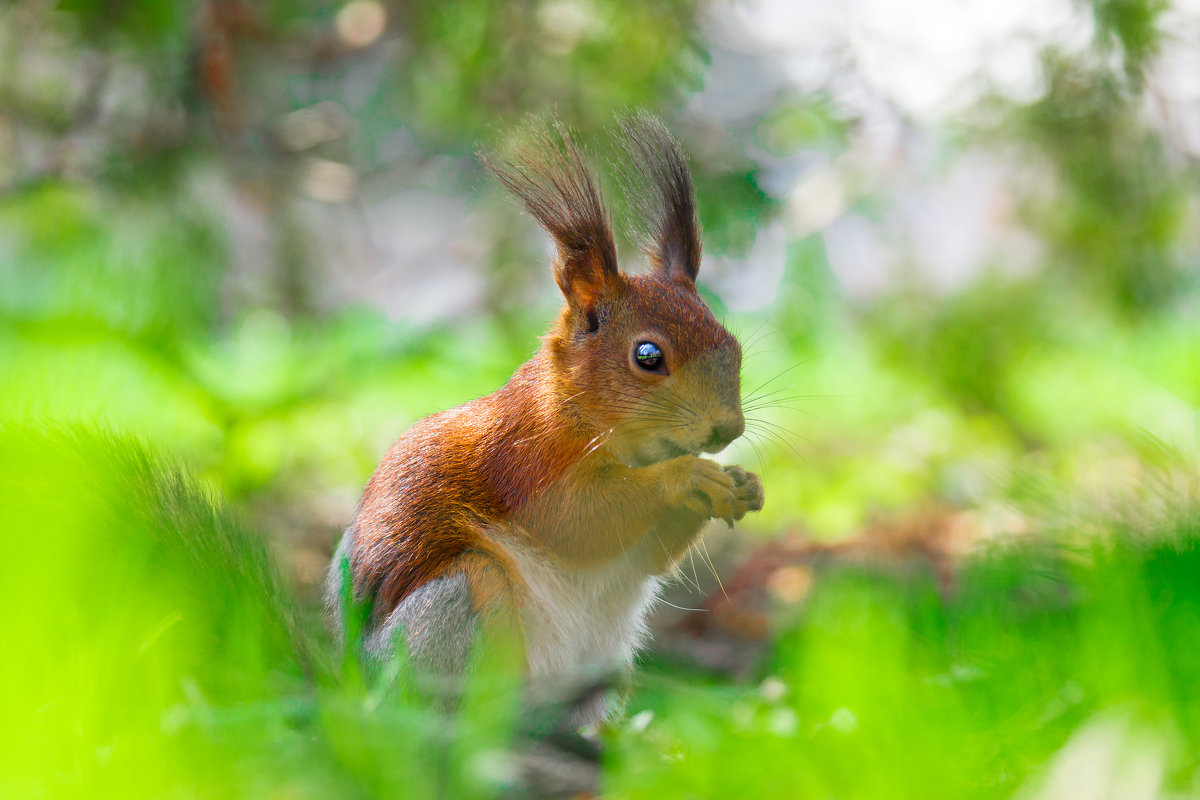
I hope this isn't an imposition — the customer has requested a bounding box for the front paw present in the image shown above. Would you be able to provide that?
[722,464,764,522]
[666,458,764,524]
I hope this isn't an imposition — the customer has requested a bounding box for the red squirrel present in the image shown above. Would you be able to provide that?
[326,114,764,721]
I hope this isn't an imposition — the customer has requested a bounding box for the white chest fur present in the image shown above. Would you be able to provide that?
[495,539,663,683]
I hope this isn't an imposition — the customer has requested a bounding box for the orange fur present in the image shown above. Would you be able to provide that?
[335,117,764,682]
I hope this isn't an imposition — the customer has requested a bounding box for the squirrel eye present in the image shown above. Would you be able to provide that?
[634,341,664,372]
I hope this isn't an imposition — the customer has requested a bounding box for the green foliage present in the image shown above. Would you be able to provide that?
[403,0,704,149]
[866,276,1053,419]
[55,0,194,50]
[692,166,775,256]
[5,427,1199,797]
[608,521,1200,798]
[1087,0,1168,83]
[0,427,527,799]
[0,185,226,340]
[753,94,849,157]
[0,427,309,795]
[1009,52,1190,315]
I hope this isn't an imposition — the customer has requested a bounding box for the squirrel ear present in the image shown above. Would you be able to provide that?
[552,250,617,315]
[482,120,620,313]
[616,113,702,282]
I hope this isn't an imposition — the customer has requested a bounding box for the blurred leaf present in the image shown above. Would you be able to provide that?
[1085,0,1168,84]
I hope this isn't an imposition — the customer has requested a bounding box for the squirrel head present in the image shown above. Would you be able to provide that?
[485,114,744,467]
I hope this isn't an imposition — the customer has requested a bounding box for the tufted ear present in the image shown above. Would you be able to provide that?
[482,120,620,315]
[615,112,701,282]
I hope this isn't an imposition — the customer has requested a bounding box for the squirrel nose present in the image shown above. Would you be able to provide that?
[704,417,745,451]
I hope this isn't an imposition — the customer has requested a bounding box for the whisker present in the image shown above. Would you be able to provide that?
[744,403,832,429]
[743,420,796,448]
[742,393,844,413]
[580,427,615,459]
[672,550,702,595]
[606,411,681,425]
[744,418,796,443]
[740,325,786,360]
[744,429,801,461]
[734,317,773,355]
[603,391,694,420]
[743,422,805,457]
[741,384,803,404]
[697,537,728,602]
[658,599,708,612]
[739,428,766,470]
[741,359,812,401]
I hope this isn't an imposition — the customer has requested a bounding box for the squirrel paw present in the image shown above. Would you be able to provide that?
[671,458,764,525]
[722,464,764,523]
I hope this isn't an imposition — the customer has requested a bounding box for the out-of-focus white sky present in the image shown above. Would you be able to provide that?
[694,0,1200,310]
[719,0,1090,119]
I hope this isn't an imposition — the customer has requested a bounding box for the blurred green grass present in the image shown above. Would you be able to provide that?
[0,427,529,799]
[611,523,1200,798]
[3,428,1199,797]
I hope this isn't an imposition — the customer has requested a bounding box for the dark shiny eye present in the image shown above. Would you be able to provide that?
[634,341,664,372]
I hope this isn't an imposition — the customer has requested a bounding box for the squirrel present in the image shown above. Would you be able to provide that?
[325,114,764,723]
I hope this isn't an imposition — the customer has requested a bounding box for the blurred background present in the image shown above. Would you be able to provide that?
[2,0,1200,795]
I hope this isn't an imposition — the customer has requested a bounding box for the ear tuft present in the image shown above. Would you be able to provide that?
[481,119,619,312]
[615,112,702,282]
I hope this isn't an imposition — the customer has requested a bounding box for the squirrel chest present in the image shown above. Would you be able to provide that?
[496,537,662,681]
